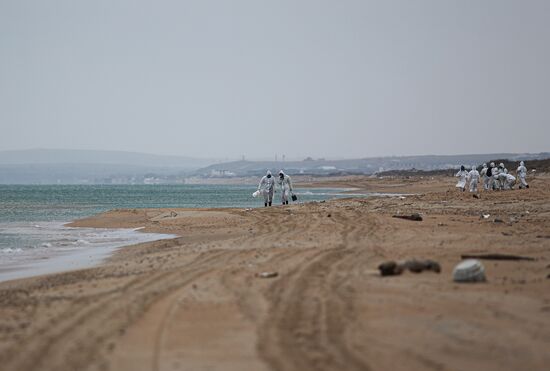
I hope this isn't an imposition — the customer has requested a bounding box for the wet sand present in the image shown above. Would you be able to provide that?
[0,225,176,283]
[0,175,549,371]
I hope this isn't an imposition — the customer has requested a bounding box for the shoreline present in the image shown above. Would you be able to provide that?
[0,175,549,370]
[0,223,177,283]
[0,186,354,283]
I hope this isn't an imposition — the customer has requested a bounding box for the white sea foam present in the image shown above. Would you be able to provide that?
[0,221,177,282]
[1,248,22,253]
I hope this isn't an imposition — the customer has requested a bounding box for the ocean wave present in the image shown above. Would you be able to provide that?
[1,248,23,253]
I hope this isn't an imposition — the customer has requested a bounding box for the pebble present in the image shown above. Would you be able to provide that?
[256,272,278,279]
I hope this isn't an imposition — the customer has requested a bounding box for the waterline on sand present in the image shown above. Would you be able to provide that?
[0,222,176,282]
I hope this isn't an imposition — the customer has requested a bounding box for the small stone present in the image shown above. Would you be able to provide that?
[256,272,278,279]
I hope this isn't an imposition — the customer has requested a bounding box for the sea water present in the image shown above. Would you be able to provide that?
[0,184,353,281]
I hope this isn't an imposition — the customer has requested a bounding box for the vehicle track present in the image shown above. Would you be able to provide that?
[0,249,234,371]
[257,211,381,371]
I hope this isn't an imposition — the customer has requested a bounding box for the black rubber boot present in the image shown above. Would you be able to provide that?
[264,202,267,207]
[268,201,272,206]
[286,201,289,205]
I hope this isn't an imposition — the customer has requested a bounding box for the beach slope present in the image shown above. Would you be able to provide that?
[1,176,549,371]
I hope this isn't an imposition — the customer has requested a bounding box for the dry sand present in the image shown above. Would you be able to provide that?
[1,175,549,371]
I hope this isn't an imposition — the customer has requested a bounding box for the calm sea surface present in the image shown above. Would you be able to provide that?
[0,184,354,280]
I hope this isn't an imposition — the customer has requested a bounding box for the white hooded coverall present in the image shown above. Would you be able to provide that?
[258,171,275,205]
[455,169,468,191]
[517,162,528,189]
[497,164,507,189]
[480,165,489,190]
[492,166,501,190]
[468,167,480,192]
[487,164,496,190]
[277,171,293,204]
[503,173,516,189]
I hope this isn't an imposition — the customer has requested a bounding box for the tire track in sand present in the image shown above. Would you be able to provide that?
[0,249,234,371]
[257,211,381,371]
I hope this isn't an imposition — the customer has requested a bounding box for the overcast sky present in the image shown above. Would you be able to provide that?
[1,1,549,160]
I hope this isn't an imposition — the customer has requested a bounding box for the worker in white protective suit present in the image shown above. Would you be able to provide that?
[492,163,501,190]
[480,163,489,190]
[487,162,495,190]
[455,165,468,192]
[503,173,516,190]
[498,163,508,190]
[277,170,293,205]
[468,165,480,193]
[517,161,529,189]
[258,170,275,207]
[497,171,510,189]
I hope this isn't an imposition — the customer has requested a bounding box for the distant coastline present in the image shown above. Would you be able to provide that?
[1,149,549,184]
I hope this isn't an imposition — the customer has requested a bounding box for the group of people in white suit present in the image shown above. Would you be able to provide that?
[456,161,529,192]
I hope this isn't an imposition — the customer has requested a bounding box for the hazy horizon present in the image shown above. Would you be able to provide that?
[3,147,550,162]
[2,1,549,159]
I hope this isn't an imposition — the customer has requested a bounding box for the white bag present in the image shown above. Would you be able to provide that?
[252,190,261,198]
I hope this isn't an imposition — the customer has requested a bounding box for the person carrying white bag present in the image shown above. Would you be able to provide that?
[256,170,275,207]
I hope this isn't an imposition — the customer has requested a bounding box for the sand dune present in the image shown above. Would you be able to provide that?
[0,175,549,371]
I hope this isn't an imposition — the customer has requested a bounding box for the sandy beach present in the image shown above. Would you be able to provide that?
[1,175,549,371]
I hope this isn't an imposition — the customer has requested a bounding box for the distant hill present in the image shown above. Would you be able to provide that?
[193,153,550,177]
[0,149,219,184]
[1,150,548,184]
